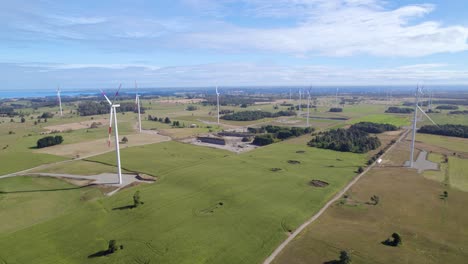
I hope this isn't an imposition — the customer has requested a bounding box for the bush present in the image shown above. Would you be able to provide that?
[21,117,26,123]
[37,135,64,148]
[121,136,128,143]
[133,191,143,207]
[357,166,364,173]
[107,240,118,254]
[252,134,275,146]
[186,105,198,111]
[40,112,54,119]
[329,107,343,112]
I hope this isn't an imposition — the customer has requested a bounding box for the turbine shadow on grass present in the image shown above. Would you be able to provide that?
[112,204,136,210]
[88,250,112,258]
[0,185,91,194]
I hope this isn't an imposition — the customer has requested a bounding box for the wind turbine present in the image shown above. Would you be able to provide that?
[298,88,302,116]
[57,86,63,117]
[216,86,220,124]
[100,85,123,185]
[135,81,142,133]
[306,87,311,127]
[335,87,339,107]
[409,85,439,168]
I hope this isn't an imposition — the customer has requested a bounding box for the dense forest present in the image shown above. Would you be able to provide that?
[308,128,381,153]
[436,105,459,110]
[37,135,64,148]
[203,95,272,107]
[77,101,144,116]
[449,110,468,115]
[350,122,398,133]
[222,110,296,121]
[385,107,414,114]
[419,124,468,138]
[251,125,314,146]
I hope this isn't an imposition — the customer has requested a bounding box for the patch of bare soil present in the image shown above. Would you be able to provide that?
[309,179,329,187]
[44,119,107,132]
[136,173,156,181]
[34,133,171,158]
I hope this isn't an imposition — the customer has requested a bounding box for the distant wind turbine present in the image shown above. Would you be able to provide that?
[306,87,311,127]
[57,86,63,117]
[216,86,220,124]
[100,85,123,184]
[135,81,142,133]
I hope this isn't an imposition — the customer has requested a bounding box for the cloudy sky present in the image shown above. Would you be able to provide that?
[1,0,468,89]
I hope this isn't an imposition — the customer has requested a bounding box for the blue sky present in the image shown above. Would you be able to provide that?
[1,0,468,89]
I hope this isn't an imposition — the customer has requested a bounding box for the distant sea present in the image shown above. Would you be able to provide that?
[2,85,468,99]
[0,89,101,99]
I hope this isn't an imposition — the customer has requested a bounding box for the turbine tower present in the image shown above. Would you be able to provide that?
[57,86,63,117]
[306,87,311,127]
[409,85,439,168]
[100,85,123,185]
[216,86,220,124]
[298,88,302,116]
[135,81,142,133]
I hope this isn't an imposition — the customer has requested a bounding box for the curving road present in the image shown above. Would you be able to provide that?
[262,128,410,264]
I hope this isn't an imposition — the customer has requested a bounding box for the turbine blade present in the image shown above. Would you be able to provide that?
[112,84,122,102]
[417,105,438,127]
[100,89,112,105]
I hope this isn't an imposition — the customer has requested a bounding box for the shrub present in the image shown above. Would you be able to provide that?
[36,135,64,148]
[107,240,118,254]
[121,136,128,144]
[21,117,26,123]
[186,105,198,111]
[329,107,343,112]
[133,191,143,207]
[40,112,54,119]
[357,166,364,173]
[252,134,275,146]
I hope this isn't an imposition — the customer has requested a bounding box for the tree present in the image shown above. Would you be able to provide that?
[357,166,364,173]
[37,135,64,148]
[21,117,26,123]
[392,233,402,246]
[370,195,380,205]
[339,251,351,264]
[164,117,171,124]
[121,136,128,144]
[107,240,118,254]
[133,191,143,207]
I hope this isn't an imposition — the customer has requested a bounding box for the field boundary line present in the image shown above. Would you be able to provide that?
[262,128,410,264]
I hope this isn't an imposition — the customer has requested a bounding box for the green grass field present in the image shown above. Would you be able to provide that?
[416,134,468,153]
[347,113,411,127]
[448,156,468,192]
[0,140,366,264]
[423,153,446,183]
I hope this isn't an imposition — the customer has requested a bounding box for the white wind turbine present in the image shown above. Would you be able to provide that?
[135,81,142,133]
[216,86,220,124]
[57,86,63,116]
[100,85,123,184]
[306,87,311,127]
[409,85,439,168]
[298,88,302,116]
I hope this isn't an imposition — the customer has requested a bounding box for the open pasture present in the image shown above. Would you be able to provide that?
[272,140,468,264]
[0,139,367,264]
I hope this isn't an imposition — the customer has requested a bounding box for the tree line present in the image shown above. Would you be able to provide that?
[78,101,145,116]
[449,110,468,115]
[385,107,414,114]
[308,128,381,153]
[436,105,459,110]
[329,107,343,112]
[251,125,314,146]
[350,122,398,133]
[222,110,296,121]
[419,124,468,138]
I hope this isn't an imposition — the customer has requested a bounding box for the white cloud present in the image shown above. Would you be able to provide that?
[177,1,468,57]
[6,62,468,87]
